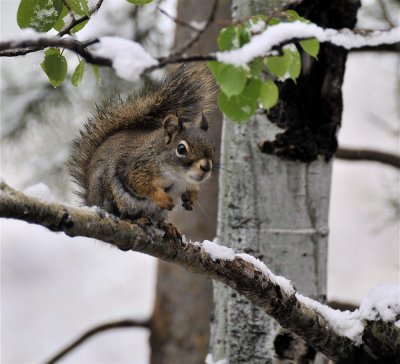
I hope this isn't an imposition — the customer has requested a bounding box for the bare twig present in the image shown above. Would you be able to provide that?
[171,0,219,57]
[1,182,399,363]
[59,0,104,36]
[336,147,400,169]
[157,7,200,32]
[44,318,151,364]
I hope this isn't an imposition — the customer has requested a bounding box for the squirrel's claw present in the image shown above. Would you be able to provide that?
[181,190,197,211]
[159,222,182,241]
[182,201,193,211]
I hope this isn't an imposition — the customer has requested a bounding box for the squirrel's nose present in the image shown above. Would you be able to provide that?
[200,159,212,172]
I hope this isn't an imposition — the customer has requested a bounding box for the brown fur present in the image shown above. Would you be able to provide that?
[68,64,216,225]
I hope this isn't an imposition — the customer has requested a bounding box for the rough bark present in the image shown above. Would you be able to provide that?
[150,2,230,363]
[1,182,398,363]
[210,0,360,363]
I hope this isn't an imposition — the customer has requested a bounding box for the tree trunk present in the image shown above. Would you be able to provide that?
[150,1,231,363]
[210,0,360,362]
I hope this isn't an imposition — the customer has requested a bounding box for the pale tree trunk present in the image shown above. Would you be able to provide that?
[210,0,360,362]
[150,1,231,363]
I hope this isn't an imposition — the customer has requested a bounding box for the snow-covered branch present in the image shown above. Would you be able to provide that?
[0,22,399,83]
[216,21,400,65]
[1,181,399,363]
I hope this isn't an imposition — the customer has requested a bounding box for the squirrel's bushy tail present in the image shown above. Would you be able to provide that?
[68,63,216,200]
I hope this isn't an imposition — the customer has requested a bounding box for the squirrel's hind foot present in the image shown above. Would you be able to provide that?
[158,221,182,241]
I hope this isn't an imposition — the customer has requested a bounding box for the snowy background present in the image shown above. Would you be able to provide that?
[1,0,399,363]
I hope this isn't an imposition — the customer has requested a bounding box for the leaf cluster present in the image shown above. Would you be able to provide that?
[208,11,320,122]
[16,0,153,87]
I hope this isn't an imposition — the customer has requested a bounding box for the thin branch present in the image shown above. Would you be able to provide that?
[44,318,151,364]
[170,0,219,57]
[0,38,112,66]
[1,182,399,363]
[336,147,400,169]
[157,7,200,32]
[59,0,104,37]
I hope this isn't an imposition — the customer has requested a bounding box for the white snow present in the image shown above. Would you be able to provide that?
[23,182,56,202]
[3,28,54,41]
[296,293,365,344]
[216,21,400,66]
[201,240,235,261]
[297,284,400,344]
[236,253,295,295]
[91,36,158,81]
[205,353,228,364]
[198,239,295,295]
[359,284,400,321]
[189,20,206,31]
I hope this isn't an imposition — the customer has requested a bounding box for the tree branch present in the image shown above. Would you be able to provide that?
[0,38,112,66]
[1,182,399,363]
[59,0,104,37]
[336,147,400,169]
[44,318,151,364]
[170,0,219,57]
[0,23,398,73]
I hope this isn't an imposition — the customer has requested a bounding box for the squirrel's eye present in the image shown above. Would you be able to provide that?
[177,143,187,156]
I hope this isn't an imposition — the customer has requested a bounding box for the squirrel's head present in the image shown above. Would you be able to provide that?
[163,113,215,184]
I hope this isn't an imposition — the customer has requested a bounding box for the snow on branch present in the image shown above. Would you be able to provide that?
[1,181,399,363]
[216,21,400,66]
[0,22,399,83]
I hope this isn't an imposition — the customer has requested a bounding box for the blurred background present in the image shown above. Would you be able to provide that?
[1,0,399,363]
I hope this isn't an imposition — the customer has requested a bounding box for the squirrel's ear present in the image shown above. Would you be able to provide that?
[199,112,209,131]
[163,114,180,144]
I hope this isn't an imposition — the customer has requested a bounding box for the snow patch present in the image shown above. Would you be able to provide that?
[6,28,54,41]
[217,22,400,66]
[189,20,206,31]
[91,36,158,81]
[236,253,295,295]
[297,284,400,344]
[202,240,235,261]
[205,353,228,364]
[296,293,364,344]
[23,183,55,202]
[359,284,400,321]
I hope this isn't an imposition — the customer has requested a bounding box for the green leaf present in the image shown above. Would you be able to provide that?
[237,25,251,47]
[285,10,300,20]
[218,26,239,51]
[217,79,260,123]
[260,80,279,111]
[265,46,302,81]
[67,0,90,16]
[40,48,67,87]
[71,19,89,33]
[300,38,320,59]
[208,61,248,97]
[71,60,86,87]
[91,64,100,82]
[265,50,292,78]
[126,0,153,5]
[249,58,263,78]
[17,0,63,32]
[52,5,68,31]
[268,17,280,26]
[288,47,301,81]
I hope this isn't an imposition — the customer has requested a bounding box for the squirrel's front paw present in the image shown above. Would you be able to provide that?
[154,190,174,210]
[181,190,198,211]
